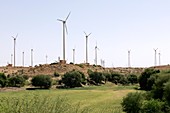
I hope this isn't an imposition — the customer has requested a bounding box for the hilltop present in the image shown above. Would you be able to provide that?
[0,63,145,77]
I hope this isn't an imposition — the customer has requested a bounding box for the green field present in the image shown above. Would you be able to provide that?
[0,84,137,113]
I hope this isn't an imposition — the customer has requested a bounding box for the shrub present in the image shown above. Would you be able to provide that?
[119,76,129,85]
[89,71,105,84]
[127,74,138,84]
[54,72,60,77]
[121,92,144,113]
[151,74,170,100]
[163,80,170,105]
[141,99,164,113]
[139,68,160,90]
[111,73,123,84]
[62,70,86,88]
[0,73,7,88]
[31,75,52,89]
[8,75,26,87]
[103,72,112,82]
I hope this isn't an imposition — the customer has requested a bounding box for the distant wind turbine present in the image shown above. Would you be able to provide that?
[12,34,18,67]
[72,48,75,64]
[128,50,131,67]
[57,12,71,62]
[154,48,158,66]
[95,42,99,65]
[31,49,33,67]
[22,52,24,67]
[84,32,91,64]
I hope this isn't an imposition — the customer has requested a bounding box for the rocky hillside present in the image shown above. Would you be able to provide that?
[0,63,146,77]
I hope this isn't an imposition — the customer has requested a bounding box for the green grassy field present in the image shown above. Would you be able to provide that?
[0,84,138,113]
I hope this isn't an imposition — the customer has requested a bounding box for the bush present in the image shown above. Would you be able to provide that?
[54,72,60,77]
[151,74,170,100]
[89,71,105,84]
[31,75,52,89]
[163,80,170,105]
[121,92,144,113]
[0,73,7,88]
[8,75,26,87]
[111,73,124,85]
[141,99,164,113]
[62,70,86,88]
[139,68,160,90]
[127,74,138,84]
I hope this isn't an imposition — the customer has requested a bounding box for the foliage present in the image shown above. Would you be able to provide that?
[141,99,164,113]
[31,75,52,89]
[89,71,105,84]
[0,73,7,88]
[62,70,86,88]
[54,72,60,77]
[8,75,26,87]
[163,80,170,105]
[121,92,144,113]
[127,74,138,84]
[139,68,160,90]
[151,74,170,100]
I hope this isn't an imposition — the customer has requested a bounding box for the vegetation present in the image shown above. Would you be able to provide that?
[0,73,7,88]
[54,72,60,77]
[89,71,105,84]
[0,84,137,113]
[122,69,170,113]
[31,75,52,89]
[8,75,26,87]
[62,70,86,88]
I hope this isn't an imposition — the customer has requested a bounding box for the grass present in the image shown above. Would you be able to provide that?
[0,84,137,113]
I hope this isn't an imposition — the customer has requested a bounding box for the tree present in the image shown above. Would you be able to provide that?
[62,70,86,88]
[139,68,160,90]
[8,75,26,87]
[31,75,52,89]
[141,99,164,113]
[89,71,105,84]
[121,92,144,113]
[127,74,138,84]
[0,73,7,88]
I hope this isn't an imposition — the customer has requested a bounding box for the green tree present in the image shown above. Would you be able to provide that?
[62,70,86,88]
[31,75,52,89]
[121,92,144,113]
[89,71,105,84]
[0,73,7,88]
[127,74,138,84]
[139,68,160,90]
[141,99,164,113]
[8,75,26,87]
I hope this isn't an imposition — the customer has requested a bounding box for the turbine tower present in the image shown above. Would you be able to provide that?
[12,34,18,67]
[57,12,71,62]
[84,32,91,64]
[46,55,48,64]
[95,42,99,65]
[22,52,24,67]
[159,52,161,66]
[128,50,131,67]
[154,48,158,66]
[31,49,33,67]
[73,48,75,64]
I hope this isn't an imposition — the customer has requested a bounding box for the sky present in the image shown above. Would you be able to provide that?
[0,0,170,67]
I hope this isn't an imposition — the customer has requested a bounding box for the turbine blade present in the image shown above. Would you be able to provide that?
[65,12,71,21]
[57,19,63,22]
[16,34,18,38]
[65,24,68,34]
[84,31,87,36]
[88,33,92,37]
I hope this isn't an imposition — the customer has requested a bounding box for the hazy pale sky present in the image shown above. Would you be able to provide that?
[0,0,170,67]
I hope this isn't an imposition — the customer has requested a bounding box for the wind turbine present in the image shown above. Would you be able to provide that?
[31,49,33,67]
[128,50,131,67]
[84,32,91,64]
[46,55,48,64]
[154,48,158,66]
[95,42,99,65]
[11,54,13,65]
[158,51,161,66]
[22,51,24,67]
[72,48,75,64]
[12,34,18,67]
[57,12,71,62]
